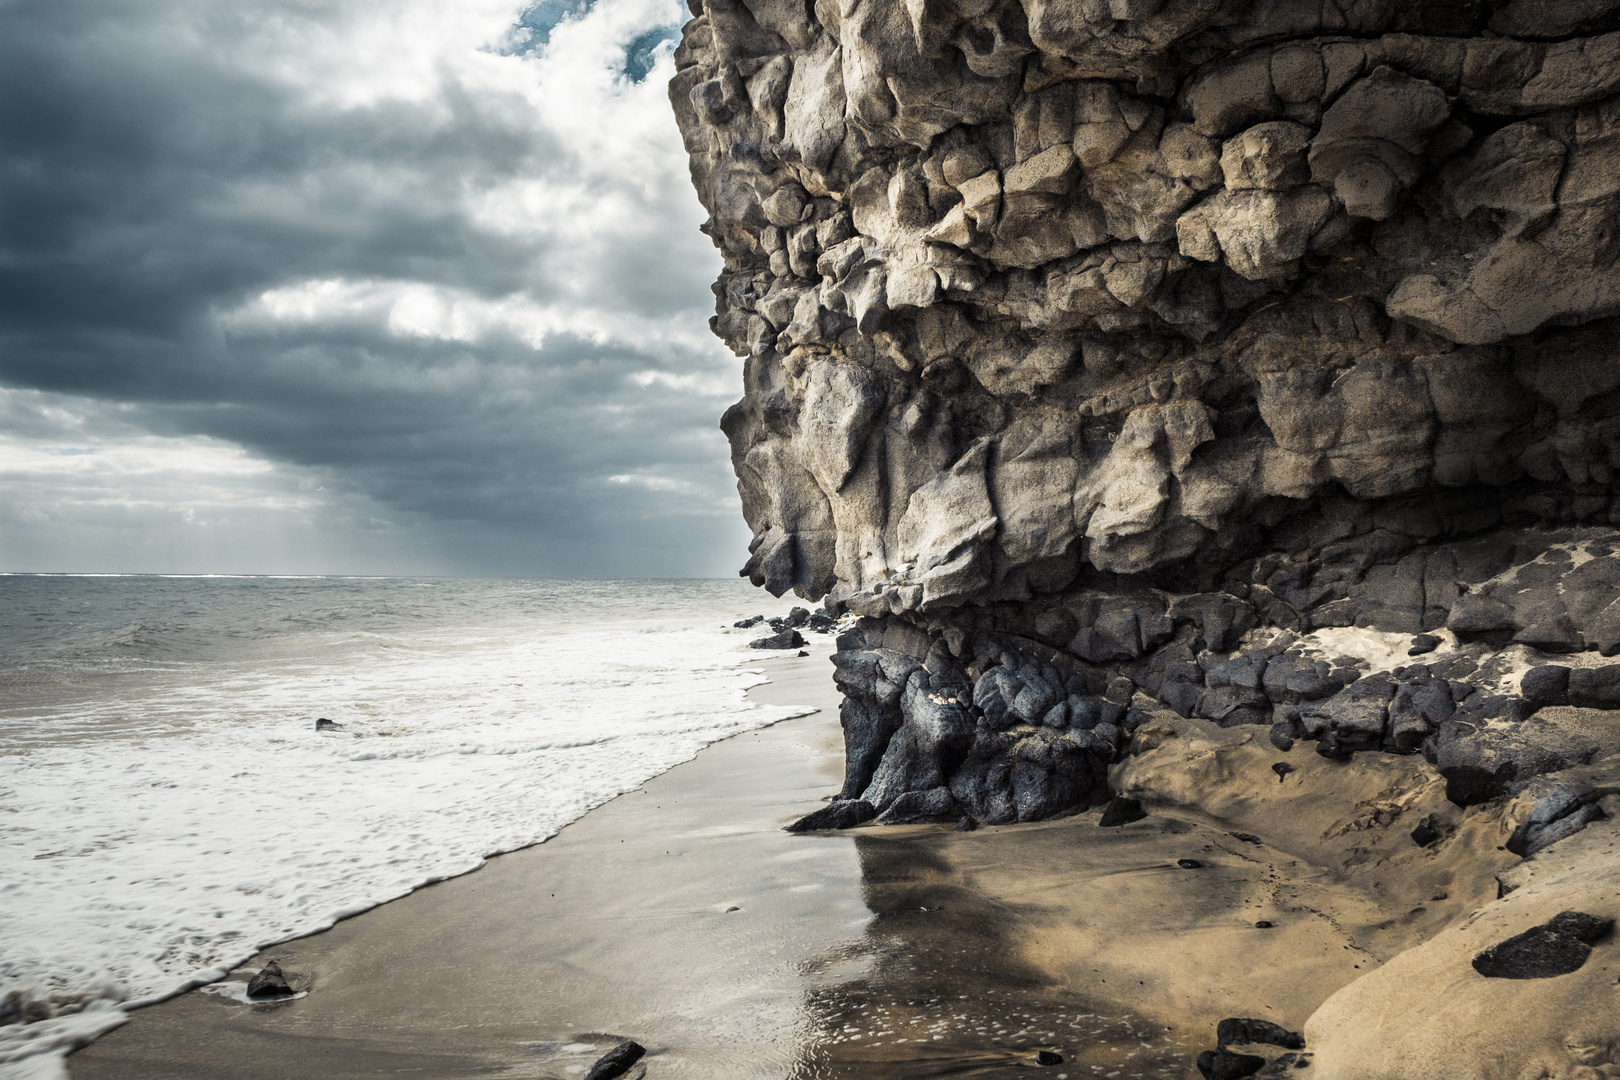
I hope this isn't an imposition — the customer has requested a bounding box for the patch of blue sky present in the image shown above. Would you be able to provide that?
[622,26,680,82]
[499,0,678,83]
[502,0,595,55]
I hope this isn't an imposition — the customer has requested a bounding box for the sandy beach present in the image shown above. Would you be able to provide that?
[65,643,1620,1080]
[67,646,867,1079]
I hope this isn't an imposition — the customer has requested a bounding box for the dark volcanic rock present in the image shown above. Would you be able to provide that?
[785,800,876,832]
[246,960,293,999]
[1098,795,1147,827]
[1217,1017,1305,1050]
[1472,912,1615,979]
[750,628,806,650]
[1410,814,1445,848]
[1430,707,1598,806]
[1569,666,1620,709]
[1521,665,1571,710]
[1407,635,1441,656]
[1197,1047,1267,1080]
[583,1040,646,1080]
[876,785,959,824]
[1506,785,1610,856]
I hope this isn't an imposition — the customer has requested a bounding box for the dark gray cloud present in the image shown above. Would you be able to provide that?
[0,0,747,577]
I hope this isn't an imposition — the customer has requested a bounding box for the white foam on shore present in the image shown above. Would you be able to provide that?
[0,580,818,1076]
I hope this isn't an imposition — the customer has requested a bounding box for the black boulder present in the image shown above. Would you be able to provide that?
[1521,665,1571,710]
[1568,666,1620,709]
[1472,911,1614,979]
[750,628,805,650]
[584,1040,646,1080]
[1197,1048,1267,1080]
[246,960,293,999]
[1216,1017,1305,1049]
[1098,796,1147,827]
[1407,634,1441,656]
[1410,814,1444,847]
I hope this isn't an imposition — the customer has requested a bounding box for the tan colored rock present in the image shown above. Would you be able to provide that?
[1220,121,1312,191]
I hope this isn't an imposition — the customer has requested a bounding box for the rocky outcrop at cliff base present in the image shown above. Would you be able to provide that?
[674,0,1620,833]
[675,4,1620,1072]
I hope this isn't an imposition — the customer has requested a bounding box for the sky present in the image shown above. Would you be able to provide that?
[0,0,754,577]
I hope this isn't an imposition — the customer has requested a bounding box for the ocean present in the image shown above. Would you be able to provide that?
[0,575,817,1077]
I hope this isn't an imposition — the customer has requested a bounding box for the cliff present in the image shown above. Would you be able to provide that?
[671,5,1620,1071]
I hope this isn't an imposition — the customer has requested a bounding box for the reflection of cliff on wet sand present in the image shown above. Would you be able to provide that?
[791,828,1195,1080]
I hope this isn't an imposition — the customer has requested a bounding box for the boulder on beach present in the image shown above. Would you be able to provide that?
[749,628,805,650]
[1472,911,1614,979]
[1216,1017,1304,1050]
[1098,796,1146,827]
[583,1040,646,1080]
[1196,1047,1266,1080]
[246,960,293,999]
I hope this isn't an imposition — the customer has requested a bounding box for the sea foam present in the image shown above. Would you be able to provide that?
[0,577,815,1077]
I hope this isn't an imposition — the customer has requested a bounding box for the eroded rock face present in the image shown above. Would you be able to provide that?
[673,0,1620,826]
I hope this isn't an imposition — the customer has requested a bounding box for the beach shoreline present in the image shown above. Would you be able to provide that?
[63,639,1620,1080]
[64,643,864,1080]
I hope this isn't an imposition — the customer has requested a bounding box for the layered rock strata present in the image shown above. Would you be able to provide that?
[673,0,1620,835]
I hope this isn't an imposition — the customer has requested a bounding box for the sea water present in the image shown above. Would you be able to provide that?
[0,575,817,1078]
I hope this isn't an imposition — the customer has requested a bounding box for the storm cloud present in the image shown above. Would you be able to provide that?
[0,0,748,576]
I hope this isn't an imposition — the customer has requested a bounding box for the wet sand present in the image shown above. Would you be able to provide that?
[68,648,1620,1080]
[67,645,1192,1080]
[69,645,866,1079]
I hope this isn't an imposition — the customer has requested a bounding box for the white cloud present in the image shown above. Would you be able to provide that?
[0,388,434,574]
[0,0,751,577]
[226,273,720,354]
